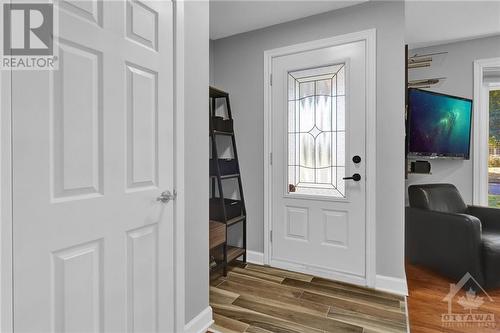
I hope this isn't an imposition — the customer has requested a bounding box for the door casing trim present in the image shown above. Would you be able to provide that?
[263,29,377,287]
[0,62,13,333]
[472,57,500,206]
[0,2,186,331]
[173,0,186,331]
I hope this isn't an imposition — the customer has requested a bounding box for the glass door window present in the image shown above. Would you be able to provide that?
[287,64,346,198]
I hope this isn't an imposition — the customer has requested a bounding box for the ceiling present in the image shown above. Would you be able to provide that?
[405,1,500,49]
[210,1,500,47]
[209,0,366,40]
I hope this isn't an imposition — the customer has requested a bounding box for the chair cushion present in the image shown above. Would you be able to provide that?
[408,183,468,213]
[482,232,500,289]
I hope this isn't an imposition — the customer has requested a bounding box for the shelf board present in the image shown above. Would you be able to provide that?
[211,130,234,136]
[210,215,245,227]
[407,171,432,175]
[210,173,240,180]
[227,246,245,263]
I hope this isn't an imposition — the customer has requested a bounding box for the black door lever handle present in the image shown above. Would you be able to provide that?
[343,173,361,181]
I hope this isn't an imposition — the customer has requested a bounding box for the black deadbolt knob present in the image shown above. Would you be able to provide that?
[352,155,361,164]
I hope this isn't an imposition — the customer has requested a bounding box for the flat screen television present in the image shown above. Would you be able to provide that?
[408,88,473,159]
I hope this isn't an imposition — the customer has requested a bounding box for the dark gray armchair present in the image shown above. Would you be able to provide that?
[406,183,500,289]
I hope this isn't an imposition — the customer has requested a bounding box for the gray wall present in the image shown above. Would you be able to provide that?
[210,40,215,85]
[184,1,210,324]
[407,36,500,203]
[211,1,406,279]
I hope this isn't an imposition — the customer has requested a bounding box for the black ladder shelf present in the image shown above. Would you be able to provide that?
[209,87,247,276]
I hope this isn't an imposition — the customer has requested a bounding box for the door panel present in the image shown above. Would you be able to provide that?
[126,224,158,332]
[322,209,348,247]
[12,1,174,331]
[125,62,159,191]
[271,40,367,281]
[59,0,103,26]
[52,40,103,200]
[53,239,104,332]
[285,206,308,240]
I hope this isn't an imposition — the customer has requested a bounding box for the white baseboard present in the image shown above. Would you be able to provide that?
[270,258,367,286]
[376,274,408,296]
[246,250,264,265]
[184,306,213,333]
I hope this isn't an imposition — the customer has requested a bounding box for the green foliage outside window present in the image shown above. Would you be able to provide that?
[488,90,500,207]
[490,90,500,141]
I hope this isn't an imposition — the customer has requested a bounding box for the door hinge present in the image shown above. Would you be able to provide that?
[269,152,273,165]
[270,230,273,242]
[270,74,272,86]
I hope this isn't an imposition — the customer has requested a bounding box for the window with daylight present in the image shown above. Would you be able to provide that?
[287,64,346,198]
[488,89,500,207]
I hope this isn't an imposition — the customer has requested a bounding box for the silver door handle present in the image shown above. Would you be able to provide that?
[157,190,176,203]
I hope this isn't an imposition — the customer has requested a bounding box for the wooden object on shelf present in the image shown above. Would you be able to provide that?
[407,51,447,87]
[209,221,226,250]
[408,77,446,88]
[407,51,447,69]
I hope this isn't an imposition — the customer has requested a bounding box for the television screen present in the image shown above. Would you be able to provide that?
[408,88,473,159]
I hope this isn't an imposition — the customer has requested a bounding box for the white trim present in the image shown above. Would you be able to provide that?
[473,57,500,206]
[173,1,186,332]
[184,306,214,333]
[364,29,377,288]
[375,274,408,296]
[263,41,272,266]
[246,250,264,265]
[263,29,377,288]
[0,62,13,333]
[0,4,186,332]
[272,258,367,286]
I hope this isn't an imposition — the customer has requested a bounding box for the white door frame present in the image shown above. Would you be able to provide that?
[263,29,377,287]
[473,57,500,206]
[0,65,13,333]
[173,1,186,331]
[0,2,186,332]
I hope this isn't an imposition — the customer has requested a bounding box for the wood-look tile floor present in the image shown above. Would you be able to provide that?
[209,263,408,333]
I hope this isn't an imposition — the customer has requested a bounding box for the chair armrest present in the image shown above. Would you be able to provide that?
[468,205,500,232]
[406,207,484,283]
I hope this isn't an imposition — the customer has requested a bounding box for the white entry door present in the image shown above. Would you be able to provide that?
[270,37,369,284]
[12,1,174,331]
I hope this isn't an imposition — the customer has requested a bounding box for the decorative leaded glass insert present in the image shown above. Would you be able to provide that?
[288,64,346,197]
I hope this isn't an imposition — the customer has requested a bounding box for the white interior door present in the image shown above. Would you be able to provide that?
[270,39,367,284]
[12,0,174,331]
